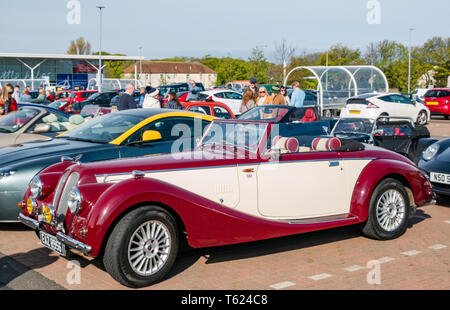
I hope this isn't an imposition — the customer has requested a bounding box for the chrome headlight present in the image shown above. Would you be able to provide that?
[423,144,439,161]
[67,187,82,214]
[30,176,43,198]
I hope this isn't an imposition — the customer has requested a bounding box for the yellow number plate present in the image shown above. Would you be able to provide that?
[350,110,360,114]
[426,102,439,105]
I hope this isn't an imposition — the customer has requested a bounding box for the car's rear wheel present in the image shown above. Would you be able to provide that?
[362,178,410,240]
[378,113,389,122]
[103,206,179,288]
[416,110,428,125]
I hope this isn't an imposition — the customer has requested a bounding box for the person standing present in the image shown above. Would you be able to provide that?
[118,83,137,111]
[290,81,305,108]
[20,86,32,101]
[239,89,256,113]
[186,80,201,101]
[244,78,258,101]
[12,85,21,102]
[138,87,146,108]
[165,92,183,110]
[0,84,18,115]
[271,86,286,105]
[255,87,273,106]
[142,88,161,109]
[46,90,55,102]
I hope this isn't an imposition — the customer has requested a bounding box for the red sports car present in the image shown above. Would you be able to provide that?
[19,119,434,287]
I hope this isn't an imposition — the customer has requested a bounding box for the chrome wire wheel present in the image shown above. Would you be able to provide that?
[128,220,171,277]
[376,189,406,232]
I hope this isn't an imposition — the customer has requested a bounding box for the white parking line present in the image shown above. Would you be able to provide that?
[428,244,447,250]
[374,257,395,263]
[308,273,332,281]
[269,281,296,290]
[344,265,366,272]
[401,250,422,256]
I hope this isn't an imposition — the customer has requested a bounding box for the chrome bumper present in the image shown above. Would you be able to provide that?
[18,213,91,254]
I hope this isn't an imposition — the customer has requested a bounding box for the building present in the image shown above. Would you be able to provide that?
[124,61,217,88]
[0,53,143,90]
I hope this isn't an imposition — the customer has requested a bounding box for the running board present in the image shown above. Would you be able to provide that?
[284,214,359,225]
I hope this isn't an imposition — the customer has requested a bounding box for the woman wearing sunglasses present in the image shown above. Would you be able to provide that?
[256,86,273,106]
[0,83,18,116]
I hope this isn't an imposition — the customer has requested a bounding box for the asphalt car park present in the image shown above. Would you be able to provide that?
[0,117,448,290]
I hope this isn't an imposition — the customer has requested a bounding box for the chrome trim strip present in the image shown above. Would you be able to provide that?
[56,232,91,253]
[18,213,40,230]
[286,214,358,225]
[95,158,376,180]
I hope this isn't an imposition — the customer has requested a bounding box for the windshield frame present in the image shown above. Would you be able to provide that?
[198,120,270,156]
[331,118,376,136]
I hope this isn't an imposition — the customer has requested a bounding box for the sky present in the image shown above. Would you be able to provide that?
[1,0,449,62]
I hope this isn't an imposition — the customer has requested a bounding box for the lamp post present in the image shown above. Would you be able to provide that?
[97,6,105,92]
[408,28,414,94]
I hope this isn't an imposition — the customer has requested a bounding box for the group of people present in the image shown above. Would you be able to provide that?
[239,79,306,114]
[118,80,201,111]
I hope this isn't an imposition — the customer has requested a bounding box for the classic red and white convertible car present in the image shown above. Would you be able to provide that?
[18,120,435,288]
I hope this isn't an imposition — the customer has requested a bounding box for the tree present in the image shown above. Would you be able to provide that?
[248,46,271,84]
[273,39,296,83]
[319,44,364,66]
[67,37,91,55]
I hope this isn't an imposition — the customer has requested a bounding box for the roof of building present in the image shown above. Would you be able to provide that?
[0,53,143,61]
[124,61,216,74]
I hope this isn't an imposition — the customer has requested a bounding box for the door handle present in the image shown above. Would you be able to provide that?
[329,161,340,167]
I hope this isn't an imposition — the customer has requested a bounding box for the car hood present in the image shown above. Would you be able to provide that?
[437,146,450,163]
[0,138,109,167]
[74,148,248,182]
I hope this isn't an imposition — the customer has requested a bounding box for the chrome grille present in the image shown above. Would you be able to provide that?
[56,172,80,220]
[53,170,70,207]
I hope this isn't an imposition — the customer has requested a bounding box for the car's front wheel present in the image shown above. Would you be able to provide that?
[103,206,179,288]
[362,178,411,240]
[416,110,428,125]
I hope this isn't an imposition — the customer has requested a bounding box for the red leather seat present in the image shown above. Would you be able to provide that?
[301,108,317,122]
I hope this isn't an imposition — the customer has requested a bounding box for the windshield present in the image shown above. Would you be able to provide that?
[200,121,268,154]
[239,106,291,122]
[0,108,40,133]
[60,112,145,143]
[49,100,68,109]
[333,118,375,134]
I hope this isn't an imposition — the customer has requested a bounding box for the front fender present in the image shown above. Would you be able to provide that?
[350,159,433,222]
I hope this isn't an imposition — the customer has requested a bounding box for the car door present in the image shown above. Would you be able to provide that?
[119,116,210,158]
[256,151,349,219]
[389,94,417,118]
[222,92,243,115]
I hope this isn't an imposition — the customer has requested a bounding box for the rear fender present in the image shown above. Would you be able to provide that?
[350,159,433,222]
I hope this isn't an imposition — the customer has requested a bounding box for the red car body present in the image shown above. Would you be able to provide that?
[424,88,450,119]
[181,101,236,119]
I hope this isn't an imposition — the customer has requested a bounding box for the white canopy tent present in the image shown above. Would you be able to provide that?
[283,65,389,116]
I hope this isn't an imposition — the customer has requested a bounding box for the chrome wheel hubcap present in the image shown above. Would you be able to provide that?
[128,221,171,276]
[418,112,427,124]
[376,189,406,232]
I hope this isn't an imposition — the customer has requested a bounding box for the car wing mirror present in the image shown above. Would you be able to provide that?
[142,130,162,142]
[269,147,281,161]
[373,129,384,136]
[33,123,51,133]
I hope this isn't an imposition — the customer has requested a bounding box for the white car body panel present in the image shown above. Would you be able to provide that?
[201,90,242,115]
